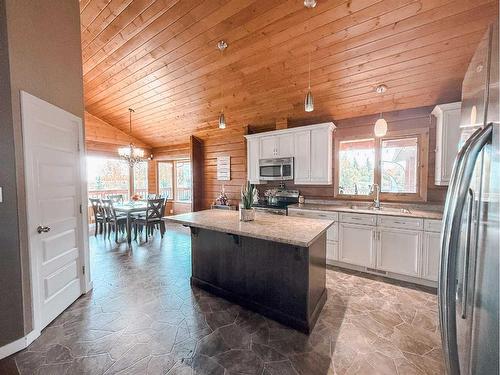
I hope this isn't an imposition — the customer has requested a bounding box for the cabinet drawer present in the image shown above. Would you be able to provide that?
[288,208,338,221]
[424,219,442,233]
[339,212,376,226]
[377,215,423,230]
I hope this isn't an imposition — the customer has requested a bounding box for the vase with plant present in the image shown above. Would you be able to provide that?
[240,181,257,222]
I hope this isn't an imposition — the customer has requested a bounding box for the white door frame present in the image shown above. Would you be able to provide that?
[20,91,91,340]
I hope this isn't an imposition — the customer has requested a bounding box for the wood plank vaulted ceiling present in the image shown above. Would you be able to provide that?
[79,0,498,147]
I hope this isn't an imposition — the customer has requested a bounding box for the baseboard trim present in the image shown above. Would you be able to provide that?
[0,330,40,360]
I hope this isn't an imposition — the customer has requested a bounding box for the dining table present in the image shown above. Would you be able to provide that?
[113,202,147,244]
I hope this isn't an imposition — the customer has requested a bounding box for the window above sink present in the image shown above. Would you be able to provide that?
[334,128,429,202]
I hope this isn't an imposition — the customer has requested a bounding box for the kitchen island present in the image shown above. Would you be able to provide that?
[164,210,334,333]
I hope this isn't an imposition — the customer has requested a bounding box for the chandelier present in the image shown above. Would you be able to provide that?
[118,108,145,167]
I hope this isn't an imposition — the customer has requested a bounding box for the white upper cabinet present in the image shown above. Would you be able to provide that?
[310,127,333,184]
[245,122,334,185]
[432,102,462,185]
[247,138,260,184]
[260,136,277,159]
[277,134,295,157]
[293,130,311,183]
[259,133,295,158]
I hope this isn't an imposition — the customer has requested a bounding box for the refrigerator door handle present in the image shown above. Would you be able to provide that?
[460,188,474,320]
[439,123,493,375]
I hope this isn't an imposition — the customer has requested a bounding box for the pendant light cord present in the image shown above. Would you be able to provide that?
[220,48,224,113]
[308,49,311,90]
[128,108,134,143]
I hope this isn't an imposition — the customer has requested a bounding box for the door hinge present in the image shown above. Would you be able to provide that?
[82,265,85,275]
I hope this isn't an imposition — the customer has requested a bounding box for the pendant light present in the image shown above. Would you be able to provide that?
[118,108,145,167]
[304,1,315,112]
[305,49,314,112]
[374,84,388,137]
[217,40,228,129]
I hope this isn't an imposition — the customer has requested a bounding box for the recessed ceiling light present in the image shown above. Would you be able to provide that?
[304,0,317,8]
[217,40,228,51]
[375,84,387,94]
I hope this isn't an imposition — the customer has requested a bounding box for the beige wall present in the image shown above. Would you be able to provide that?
[0,0,84,345]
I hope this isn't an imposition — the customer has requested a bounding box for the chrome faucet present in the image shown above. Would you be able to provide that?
[371,183,381,209]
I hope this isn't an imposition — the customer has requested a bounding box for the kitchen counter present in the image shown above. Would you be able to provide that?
[164,209,330,333]
[164,209,334,247]
[288,202,443,220]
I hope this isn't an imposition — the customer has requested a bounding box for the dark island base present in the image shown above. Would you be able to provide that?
[189,227,327,334]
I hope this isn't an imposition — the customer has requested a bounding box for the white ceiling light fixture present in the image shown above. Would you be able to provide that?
[304,0,317,8]
[217,40,228,129]
[118,108,145,167]
[374,84,388,137]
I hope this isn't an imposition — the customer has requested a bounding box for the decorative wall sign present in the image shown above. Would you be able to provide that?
[217,156,231,181]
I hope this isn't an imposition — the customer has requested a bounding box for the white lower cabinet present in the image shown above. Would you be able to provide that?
[376,228,422,277]
[422,231,441,281]
[288,208,441,286]
[326,240,338,262]
[338,222,376,268]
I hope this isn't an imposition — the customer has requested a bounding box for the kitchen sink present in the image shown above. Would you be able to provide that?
[346,204,412,214]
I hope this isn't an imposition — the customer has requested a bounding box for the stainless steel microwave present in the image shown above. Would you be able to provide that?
[259,157,294,181]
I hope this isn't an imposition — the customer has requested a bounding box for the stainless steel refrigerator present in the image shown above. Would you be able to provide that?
[439,21,499,375]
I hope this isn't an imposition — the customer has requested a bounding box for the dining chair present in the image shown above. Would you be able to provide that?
[89,198,105,236]
[133,198,166,242]
[101,199,127,242]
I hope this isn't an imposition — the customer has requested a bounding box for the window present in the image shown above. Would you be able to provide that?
[157,160,192,202]
[338,138,375,196]
[158,162,173,199]
[87,156,130,199]
[133,161,148,197]
[381,138,418,193]
[335,130,427,201]
[175,161,192,202]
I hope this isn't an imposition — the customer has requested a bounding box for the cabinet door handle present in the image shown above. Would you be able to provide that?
[373,231,376,240]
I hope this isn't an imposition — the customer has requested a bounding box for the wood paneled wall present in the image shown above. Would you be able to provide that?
[193,106,447,209]
[84,111,150,155]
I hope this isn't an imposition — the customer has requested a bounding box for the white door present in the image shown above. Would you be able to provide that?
[293,130,311,183]
[422,231,440,281]
[260,136,277,158]
[277,134,294,157]
[376,228,422,277]
[338,223,376,267]
[247,138,260,184]
[21,92,85,330]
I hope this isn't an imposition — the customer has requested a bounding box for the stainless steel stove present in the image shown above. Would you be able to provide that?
[252,189,299,215]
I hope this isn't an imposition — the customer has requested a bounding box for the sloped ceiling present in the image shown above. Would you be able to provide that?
[80,0,498,146]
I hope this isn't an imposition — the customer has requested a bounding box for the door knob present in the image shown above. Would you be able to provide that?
[37,225,51,234]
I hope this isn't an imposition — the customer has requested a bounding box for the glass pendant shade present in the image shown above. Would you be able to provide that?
[218,112,226,129]
[374,117,388,137]
[305,90,314,112]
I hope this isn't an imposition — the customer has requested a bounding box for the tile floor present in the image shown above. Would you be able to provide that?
[11,224,444,374]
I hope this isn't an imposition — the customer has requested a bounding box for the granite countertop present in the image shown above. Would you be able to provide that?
[163,209,334,247]
[288,202,443,220]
